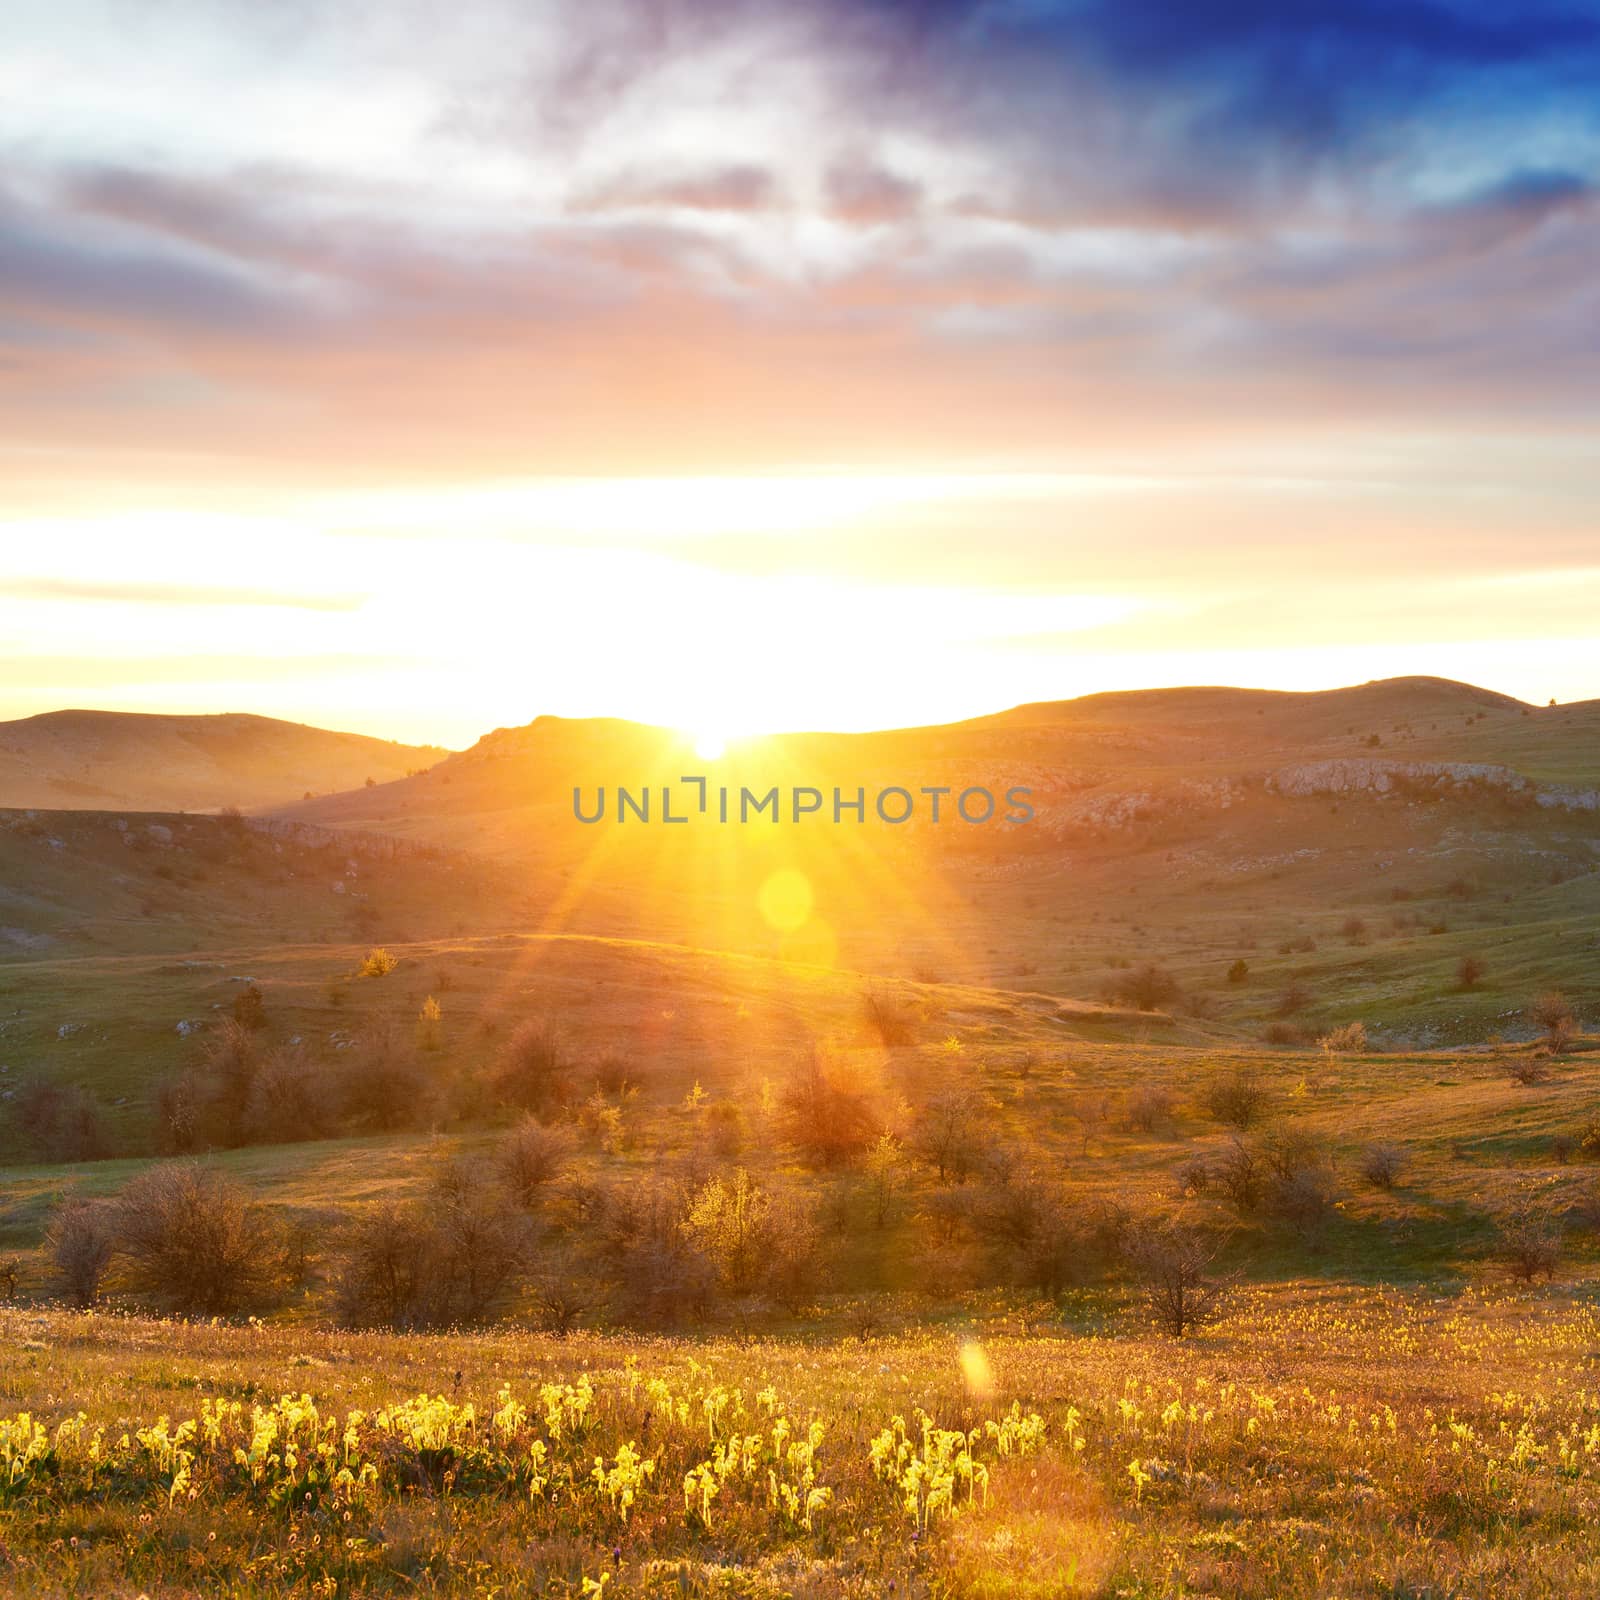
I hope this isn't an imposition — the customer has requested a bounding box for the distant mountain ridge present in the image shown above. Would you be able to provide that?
[0,709,446,813]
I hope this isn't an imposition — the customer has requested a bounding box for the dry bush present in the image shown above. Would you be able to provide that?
[154,1070,204,1155]
[783,1049,878,1167]
[335,1169,529,1329]
[1123,1218,1231,1337]
[493,1019,575,1118]
[705,1099,744,1159]
[765,1189,827,1313]
[1358,1142,1407,1190]
[499,1118,571,1208]
[1318,1021,1368,1056]
[594,1178,717,1327]
[113,1162,285,1315]
[1275,983,1314,1017]
[1457,955,1486,990]
[1551,1133,1576,1166]
[231,983,267,1031]
[528,1242,602,1334]
[969,1171,1124,1297]
[1213,1138,1264,1212]
[198,1018,263,1147]
[1109,964,1180,1012]
[861,988,917,1046]
[1124,1085,1174,1135]
[1261,1125,1341,1236]
[11,1078,109,1163]
[1505,1052,1550,1087]
[1529,991,1576,1053]
[1174,1153,1212,1197]
[340,1017,430,1131]
[242,1043,335,1145]
[1226,959,1250,985]
[1261,1021,1312,1046]
[1204,1066,1270,1129]
[45,1198,116,1307]
[1499,1203,1562,1283]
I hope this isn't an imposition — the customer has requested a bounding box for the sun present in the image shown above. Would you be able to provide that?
[692,728,727,761]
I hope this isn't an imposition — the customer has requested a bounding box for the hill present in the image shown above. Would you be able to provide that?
[0,709,446,812]
[271,678,1600,1043]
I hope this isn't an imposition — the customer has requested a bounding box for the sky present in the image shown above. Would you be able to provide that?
[2,0,1598,747]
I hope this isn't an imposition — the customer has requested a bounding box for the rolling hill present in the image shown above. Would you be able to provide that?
[0,709,447,813]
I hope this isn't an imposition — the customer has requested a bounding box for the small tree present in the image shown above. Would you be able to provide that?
[683,1168,770,1294]
[863,1132,907,1228]
[46,1198,116,1307]
[1124,1219,1230,1337]
[1456,955,1486,991]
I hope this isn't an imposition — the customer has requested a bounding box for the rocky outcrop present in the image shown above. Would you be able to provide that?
[1268,759,1600,813]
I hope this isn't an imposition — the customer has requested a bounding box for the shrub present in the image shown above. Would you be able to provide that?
[198,1018,263,1147]
[1457,955,1486,991]
[1318,1021,1368,1057]
[493,1019,574,1118]
[863,1132,907,1228]
[705,1099,744,1159]
[1261,1021,1311,1047]
[765,1189,826,1313]
[862,988,917,1047]
[1499,1204,1562,1283]
[341,1018,430,1131]
[499,1118,571,1208]
[1124,1219,1230,1337]
[231,983,267,1031]
[1275,983,1314,1017]
[1226,959,1250,985]
[242,1043,334,1146]
[1505,1052,1549,1087]
[1174,1153,1212,1196]
[417,994,443,1051]
[45,1198,116,1307]
[335,1171,529,1329]
[596,1179,716,1326]
[11,1078,109,1163]
[1260,1125,1340,1236]
[1552,1133,1576,1166]
[1110,964,1180,1012]
[112,1162,283,1315]
[358,947,398,978]
[783,1050,878,1167]
[1124,1085,1174,1135]
[1213,1138,1264,1212]
[1529,991,1576,1052]
[1358,1142,1406,1190]
[1204,1067,1269,1129]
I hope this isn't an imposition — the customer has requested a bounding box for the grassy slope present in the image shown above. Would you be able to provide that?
[0,709,447,813]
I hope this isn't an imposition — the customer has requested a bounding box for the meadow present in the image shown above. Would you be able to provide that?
[5,1284,1600,1597]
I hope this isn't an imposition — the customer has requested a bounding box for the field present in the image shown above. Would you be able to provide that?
[5,1286,1600,1598]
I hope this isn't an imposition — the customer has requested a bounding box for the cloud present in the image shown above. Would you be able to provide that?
[573,163,783,214]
